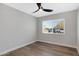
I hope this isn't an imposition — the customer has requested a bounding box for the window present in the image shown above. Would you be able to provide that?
[42,19,65,34]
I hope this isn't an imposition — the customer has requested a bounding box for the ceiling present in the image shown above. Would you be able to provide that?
[4,3,79,17]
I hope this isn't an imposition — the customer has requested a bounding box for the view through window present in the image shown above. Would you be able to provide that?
[42,19,65,34]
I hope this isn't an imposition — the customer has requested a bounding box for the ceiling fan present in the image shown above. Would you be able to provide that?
[33,3,53,13]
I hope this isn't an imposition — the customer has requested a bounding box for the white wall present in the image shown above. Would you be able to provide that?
[0,4,36,55]
[37,10,77,48]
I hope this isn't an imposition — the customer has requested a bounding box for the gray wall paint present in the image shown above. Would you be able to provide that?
[37,10,77,48]
[77,8,79,52]
[0,4,36,54]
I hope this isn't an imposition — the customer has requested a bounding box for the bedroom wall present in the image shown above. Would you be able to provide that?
[37,10,77,48]
[0,4,37,55]
[77,8,79,52]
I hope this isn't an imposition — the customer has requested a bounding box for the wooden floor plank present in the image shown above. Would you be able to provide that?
[3,41,78,56]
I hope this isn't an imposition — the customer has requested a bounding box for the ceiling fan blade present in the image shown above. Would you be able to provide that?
[33,3,41,13]
[36,3,41,9]
[33,9,39,13]
[43,9,53,12]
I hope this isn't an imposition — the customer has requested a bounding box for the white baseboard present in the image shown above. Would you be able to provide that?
[0,40,36,55]
[77,48,79,54]
[37,40,77,48]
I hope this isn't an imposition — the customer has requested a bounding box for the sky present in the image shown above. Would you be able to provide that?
[43,19,64,28]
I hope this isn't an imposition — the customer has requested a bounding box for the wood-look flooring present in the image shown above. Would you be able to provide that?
[3,41,78,56]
